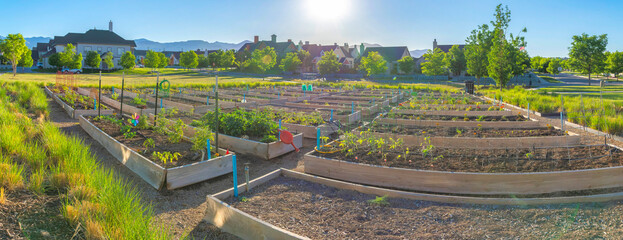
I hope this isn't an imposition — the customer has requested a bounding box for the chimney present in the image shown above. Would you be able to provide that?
[360,43,365,56]
[305,41,309,45]
[254,36,259,43]
[288,39,292,42]
[433,39,438,50]
[344,43,348,48]
[109,20,113,32]
[334,43,337,46]
[271,34,277,43]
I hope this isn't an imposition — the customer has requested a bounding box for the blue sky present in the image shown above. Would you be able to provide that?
[2,0,622,57]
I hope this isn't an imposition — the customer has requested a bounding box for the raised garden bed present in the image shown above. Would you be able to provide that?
[385,112,525,121]
[363,124,565,138]
[375,117,541,129]
[79,115,233,190]
[45,86,113,119]
[205,168,623,240]
[391,109,520,117]
[304,134,623,195]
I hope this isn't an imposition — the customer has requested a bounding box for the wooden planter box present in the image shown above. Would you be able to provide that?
[149,115,303,160]
[204,168,623,240]
[281,122,339,139]
[303,145,623,195]
[79,116,233,190]
[392,109,519,117]
[45,86,114,119]
[364,131,581,149]
[375,117,542,129]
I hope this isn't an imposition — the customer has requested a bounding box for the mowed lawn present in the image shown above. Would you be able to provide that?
[0,72,289,88]
[537,86,623,103]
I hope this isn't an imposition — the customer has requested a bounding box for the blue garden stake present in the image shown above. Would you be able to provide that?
[527,102,530,119]
[206,96,209,105]
[330,109,333,121]
[160,99,163,108]
[246,84,249,91]
[560,112,564,132]
[206,139,211,160]
[278,119,282,138]
[233,155,238,197]
[316,128,321,150]
[243,93,246,102]
[213,86,215,92]
[278,92,280,99]
[93,99,97,110]
[351,101,354,114]
[112,87,115,94]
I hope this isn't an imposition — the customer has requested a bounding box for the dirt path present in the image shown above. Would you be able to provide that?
[46,97,311,239]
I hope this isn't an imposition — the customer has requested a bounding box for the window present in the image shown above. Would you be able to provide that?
[108,47,112,53]
[118,47,125,55]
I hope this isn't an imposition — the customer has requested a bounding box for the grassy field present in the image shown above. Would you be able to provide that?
[0,72,462,93]
[481,86,623,135]
[540,85,623,93]
[537,75,563,83]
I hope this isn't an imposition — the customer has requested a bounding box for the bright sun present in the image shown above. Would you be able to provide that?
[304,0,351,22]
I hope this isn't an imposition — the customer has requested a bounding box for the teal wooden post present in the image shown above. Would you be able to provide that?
[316,128,321,149]
[206,139,211,160]
[233,155,238,197]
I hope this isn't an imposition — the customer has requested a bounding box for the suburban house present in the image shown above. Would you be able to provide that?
[433,39,465,53]
[237,34,297,59]
[359,46,411,74]
[432,39,467,76]
[36,21,136,69]
[301,43,355,73]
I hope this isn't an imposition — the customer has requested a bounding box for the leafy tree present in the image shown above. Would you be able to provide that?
[486,4,527,89]
[297,50,312,72]
[421,48,447,76]
[180,50,198,70]
[120,51,136,69]
[279,52,302,72]
[547,58,562,75]
[465,24,493,84]
[220,50,236,69]
[247,46,277,73]
[157,52,168,69]
[397,56,414,74]
[85,51,101,69]
[0,33,29,76]
[446,45,466,76]
[197,55,209,69]
[102,52,114,70]
[18,48,33,69]
[360,51,387,75]
[208,51,220,68]
[538,57,551,73]
[48,53,62,69]
[144,50,159,70]
[317,50,341,75]
[606,51,623,81]
[58,44,83,69]
[568,33,608,86]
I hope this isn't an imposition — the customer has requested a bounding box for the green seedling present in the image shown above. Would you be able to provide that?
[368,195,389,206]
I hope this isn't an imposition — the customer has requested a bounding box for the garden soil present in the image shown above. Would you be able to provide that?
[49,97,310,239]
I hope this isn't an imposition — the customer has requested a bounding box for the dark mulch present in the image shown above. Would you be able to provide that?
[365,124,565,138]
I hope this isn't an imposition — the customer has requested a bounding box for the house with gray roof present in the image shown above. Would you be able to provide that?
[359,46,411,74]
[237,34,297,59]
[39,21,136,69]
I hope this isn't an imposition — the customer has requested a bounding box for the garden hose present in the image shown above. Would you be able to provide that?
[159,79,171,91]
[314,141,343,154]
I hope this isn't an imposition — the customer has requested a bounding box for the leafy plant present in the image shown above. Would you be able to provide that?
[111,92,119,100]
[420,136,434,159]
[367,195,389,206]
[167,119,186,143]
[143,138,155,150]
[191,127,214,151]
[132,96,147,106]
[477,115,485,122]
[152,151,181,165]
[123,131,136,139]
[260,135,277,143]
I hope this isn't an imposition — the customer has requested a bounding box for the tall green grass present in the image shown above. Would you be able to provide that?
[482,86,623,135]
[0,82,170,239]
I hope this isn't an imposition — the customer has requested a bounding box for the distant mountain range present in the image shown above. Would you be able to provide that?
[133,38,251,51]
[410,49,428,58]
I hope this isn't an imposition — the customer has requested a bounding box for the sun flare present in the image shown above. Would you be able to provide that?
[304,0,352,22]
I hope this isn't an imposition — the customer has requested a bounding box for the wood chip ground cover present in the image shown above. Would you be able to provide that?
[227,176,623,239]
